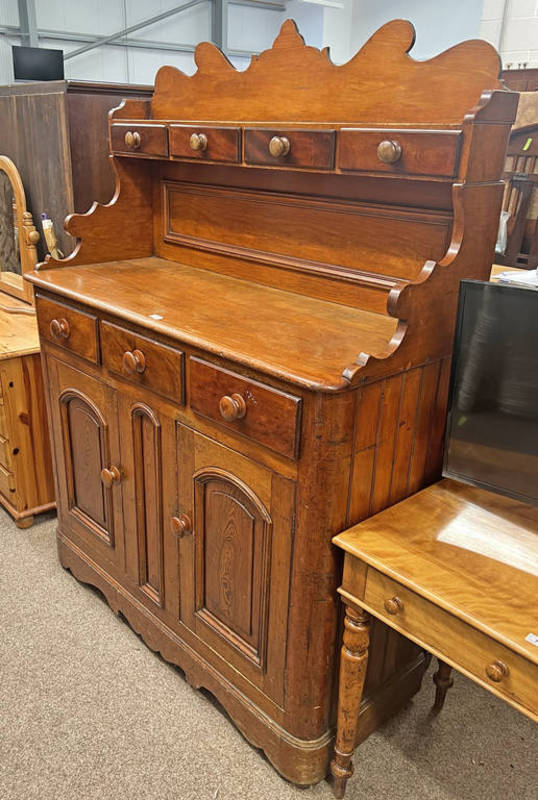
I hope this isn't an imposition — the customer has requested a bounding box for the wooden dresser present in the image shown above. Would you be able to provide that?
[26,20,517,785]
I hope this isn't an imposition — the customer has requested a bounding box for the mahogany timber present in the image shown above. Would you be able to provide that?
[26,20,517,787]
[332,478,538,796]
[169,125,240,163]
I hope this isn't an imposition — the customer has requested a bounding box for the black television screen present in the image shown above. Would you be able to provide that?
[444,280,538,505]
[12,46,64,81]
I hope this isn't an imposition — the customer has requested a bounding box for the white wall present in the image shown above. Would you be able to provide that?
[0,1,536,86]
[480,0,538,69]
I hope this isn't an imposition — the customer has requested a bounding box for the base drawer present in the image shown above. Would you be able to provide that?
[189,357,301,459]
[36,294,99,364]
[100,320,184,403]
[363,567,537,717]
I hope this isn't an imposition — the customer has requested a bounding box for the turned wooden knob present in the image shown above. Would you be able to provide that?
[171,513,192,537]
[269,135,290,158]
[485,660,510,682]
[219,393,247,421]
[189,132,208,152]
[122,349,146,374]
[377,139,402,164]
[124,130,141,150]
[49,317,70,339]
[28,229,40,245]
[384,596,403,615]
[100,465,121,487]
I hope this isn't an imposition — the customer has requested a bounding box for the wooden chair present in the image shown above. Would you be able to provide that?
[498,122,538,269]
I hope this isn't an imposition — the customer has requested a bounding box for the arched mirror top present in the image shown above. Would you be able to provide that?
[0,155,40,307]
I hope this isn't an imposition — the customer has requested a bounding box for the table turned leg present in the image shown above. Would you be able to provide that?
[330,605,371,799]
[432,659,454,711]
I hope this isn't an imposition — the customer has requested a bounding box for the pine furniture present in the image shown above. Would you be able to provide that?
[26,20,517,785]
[0,157,54,527]
[331,478,538,797]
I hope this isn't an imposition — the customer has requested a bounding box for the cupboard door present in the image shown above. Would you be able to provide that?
[48,357,124,569]
[176,424,295,705]
[117,394,177,611]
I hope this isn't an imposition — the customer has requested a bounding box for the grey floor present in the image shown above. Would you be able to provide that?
[1,507,536,800]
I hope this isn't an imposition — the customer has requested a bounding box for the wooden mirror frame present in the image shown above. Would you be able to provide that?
[0,156,39,307]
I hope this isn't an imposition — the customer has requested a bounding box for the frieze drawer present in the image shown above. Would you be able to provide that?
[36,295,99,364]
[100,320,184,403]
[189,357,301,459]
[110,123,169,158]
[363,567,536,715]
[338,128,462,177]
[169,125,241,163]
[244,128,335,170]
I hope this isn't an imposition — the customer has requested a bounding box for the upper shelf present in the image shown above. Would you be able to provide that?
[25,256,400,391]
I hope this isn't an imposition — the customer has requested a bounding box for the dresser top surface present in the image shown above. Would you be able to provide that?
[334,478,538,661]
[27,257,398,391]
[0,301,39,361]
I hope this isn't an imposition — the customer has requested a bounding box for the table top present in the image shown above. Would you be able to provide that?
[0,294,40,361]
[334,478,538,662]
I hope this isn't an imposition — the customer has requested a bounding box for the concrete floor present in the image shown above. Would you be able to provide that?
[1,506,536,800]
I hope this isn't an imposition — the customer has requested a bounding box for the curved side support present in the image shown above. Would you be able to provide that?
[36,156,153,270]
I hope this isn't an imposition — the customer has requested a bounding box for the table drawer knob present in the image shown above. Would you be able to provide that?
[269,136,290,158]
[49,317,70,339]
[377,139,402,164]
[384,596,404,615]
[219,393,246,421]
[485,660,510,682]
[122,349,146,374]
[189,132,208,152]
[100,465,121,487]
[124,131,141,149]
[171,513,192,537]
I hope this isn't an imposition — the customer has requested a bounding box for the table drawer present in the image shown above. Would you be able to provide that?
[36,295,99,364]
[338,129,462,177]
[363,567,536,715]
[0,462,15,499]
[170,125,240,163]
[101,320,184,403]
[244,128,335,170]
[110,123,168,158]
[189,358,301,459]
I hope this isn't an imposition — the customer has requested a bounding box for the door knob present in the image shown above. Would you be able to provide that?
[384,596,404,615]
[189,132,208,152]
[269,136,290,158]
[377,139,402,164]
[124,131,141,149]
[171,513,192,537]
[49,318,70,339]
[100,466,121,487]
[122,349,146,374]
[219,393,246,421]
[485,660,509,682]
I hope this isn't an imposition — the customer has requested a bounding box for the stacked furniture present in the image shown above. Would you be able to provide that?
[26,20,517,785]
[497,92,538,269]
[0,157,54,527]
[0,80,152,258]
